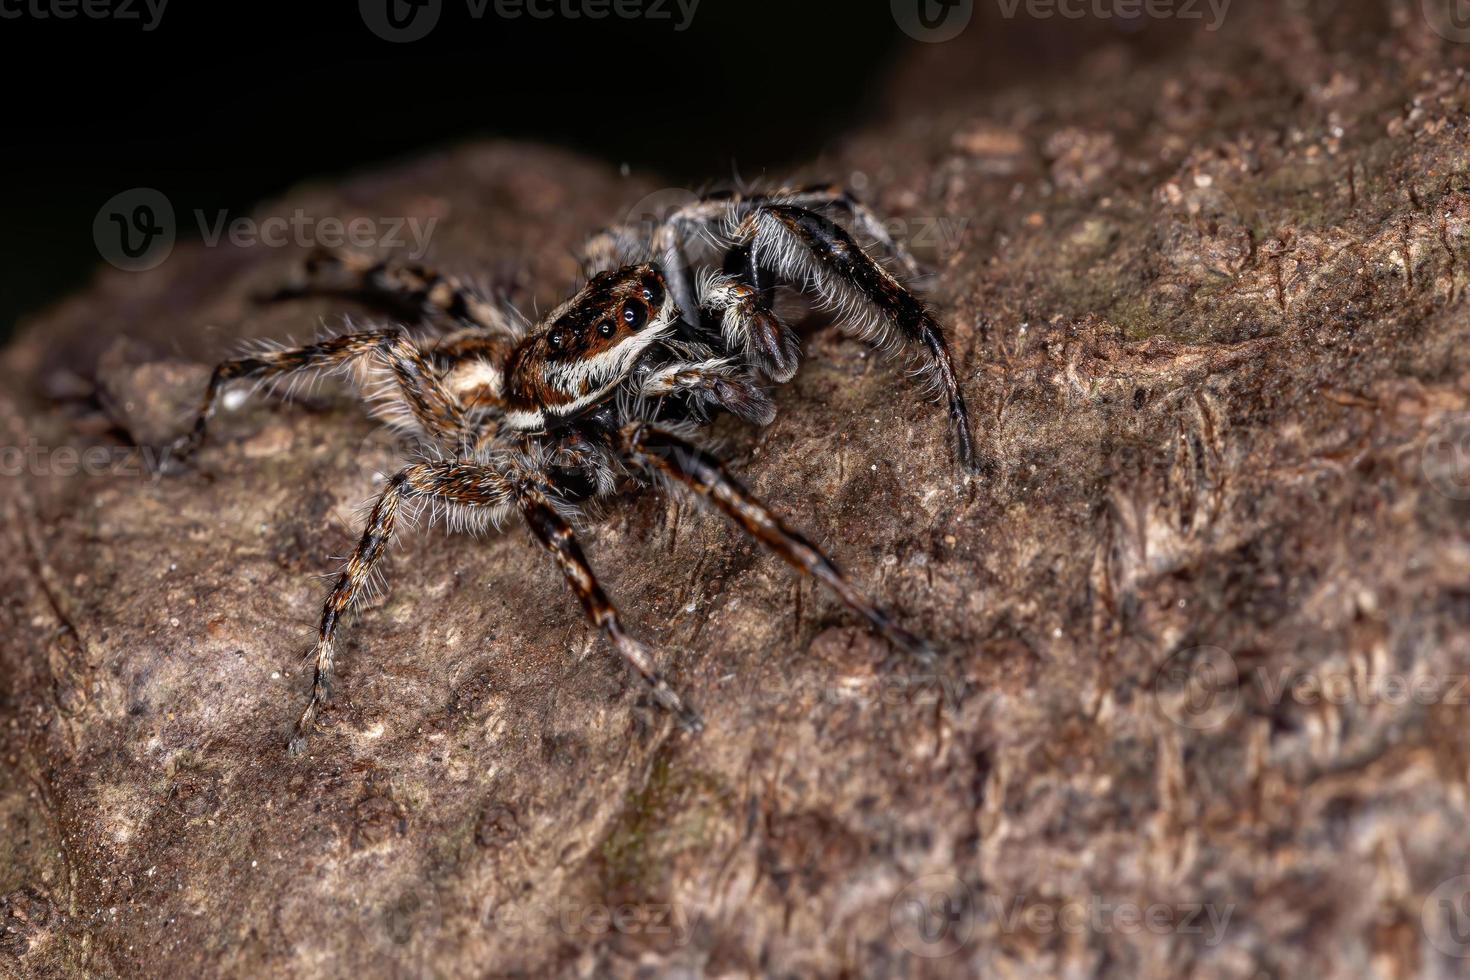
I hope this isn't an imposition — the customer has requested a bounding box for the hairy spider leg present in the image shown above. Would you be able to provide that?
[291,457,700,753]
[605,190,973,471]
[586,183,926,333]
[656,184,924,320]
[521,491,704,732]
[266,248,518,335]
[170,329,469,460]
[732,204,979,478]
[762,184,924,280]
[621,423,936,660]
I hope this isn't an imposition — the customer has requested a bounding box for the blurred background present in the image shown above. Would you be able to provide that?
[0,0,1230,338]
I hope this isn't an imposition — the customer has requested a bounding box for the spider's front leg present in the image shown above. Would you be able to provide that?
[620,422,936,660]
[762,184,924,280]
[731,204,981,480]
[168,328,468,462]
[584,185,922,330]
[290,456,699,753]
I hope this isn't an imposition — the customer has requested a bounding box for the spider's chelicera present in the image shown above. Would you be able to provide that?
[169,184,979,753]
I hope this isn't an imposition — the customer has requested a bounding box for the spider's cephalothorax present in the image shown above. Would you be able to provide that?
[501,265,676,430]
[169,185,980,753]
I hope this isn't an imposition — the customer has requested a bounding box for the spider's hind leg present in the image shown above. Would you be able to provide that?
[265,248,517,335]
[730,204,980,479]
[292,457,702,753]
[622,423,935,661]
[522,491,703,732]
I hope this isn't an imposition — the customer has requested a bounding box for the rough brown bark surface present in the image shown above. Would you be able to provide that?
[6,3,1470,976]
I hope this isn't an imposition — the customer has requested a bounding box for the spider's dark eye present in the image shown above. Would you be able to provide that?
[597,320,615,338]
[621,300,648,331]
[641,277,664,307]
[548,330,565,350]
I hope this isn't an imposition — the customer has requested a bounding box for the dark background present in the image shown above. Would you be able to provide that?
[0,0,1193,338]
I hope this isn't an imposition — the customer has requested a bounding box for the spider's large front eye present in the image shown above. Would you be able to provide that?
[621,300,648,331]
[548,330,565,350]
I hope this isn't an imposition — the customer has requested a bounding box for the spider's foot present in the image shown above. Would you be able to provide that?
[288,676,331,754]
[287,711,316,755]
[888,625,940,666]
[255,246,358,305]
[252,282,311,306]
[860,604,939,666]
[158,427,206,473]
[676,704,706,735]
[959,450,996,486]
[649,676,704,734]
[288,706,322,756]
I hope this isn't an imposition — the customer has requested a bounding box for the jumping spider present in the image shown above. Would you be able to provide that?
[168,184,979,753]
